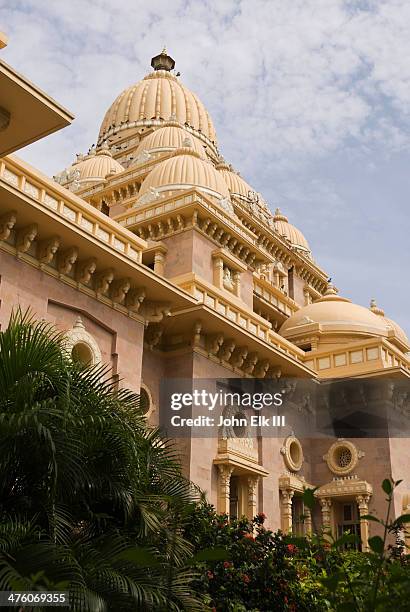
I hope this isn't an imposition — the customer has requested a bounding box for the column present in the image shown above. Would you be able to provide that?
[217,464,234,516]
[233,271,241,298]
[304,508,312,535]
[319,498,332,533]
[280,489,294,533]
[213,256,224,289]
[154,250,165,276]
[356,494,370,552]
[247,476,259,520]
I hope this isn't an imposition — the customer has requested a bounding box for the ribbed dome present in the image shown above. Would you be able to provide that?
[75,149,124,183]
[280,285,388,339]
[135,125,206,159]
[273,208,310,253]
[218,166,254,199]
[99,70,217,146]
[138,149,230,202]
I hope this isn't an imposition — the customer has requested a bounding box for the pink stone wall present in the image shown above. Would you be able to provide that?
[0,250,144,391]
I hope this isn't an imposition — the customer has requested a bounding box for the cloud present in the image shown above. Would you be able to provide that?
[1,0,409,336]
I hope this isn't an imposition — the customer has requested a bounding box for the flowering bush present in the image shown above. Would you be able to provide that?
[184,503,324,611]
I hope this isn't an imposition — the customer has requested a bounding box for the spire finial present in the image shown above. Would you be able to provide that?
[151,48,175,71]
[324,281,338,296]
[273,207,288,222]
[370,298,385,317]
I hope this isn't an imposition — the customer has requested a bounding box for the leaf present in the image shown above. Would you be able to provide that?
[368,536,384,554]
[393,513,410,525]
[302,487,317,511]
[333,533,361,548]
[320,573,340,592]
[382,479,392,495]
[114,546,160,566]
[360,514,382,523]
[189,547,229,563]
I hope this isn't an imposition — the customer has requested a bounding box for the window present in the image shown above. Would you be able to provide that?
[72,342,93,365]
[140,387,151,415]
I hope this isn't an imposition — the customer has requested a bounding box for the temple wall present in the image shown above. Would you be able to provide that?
[0,250,144,391]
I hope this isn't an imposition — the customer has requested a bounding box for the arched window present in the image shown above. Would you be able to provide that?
[65,316,102,366]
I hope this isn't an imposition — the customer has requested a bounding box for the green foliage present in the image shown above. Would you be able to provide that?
[0,309,205,611]
[183,504,325,611]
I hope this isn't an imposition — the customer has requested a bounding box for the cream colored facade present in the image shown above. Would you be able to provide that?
[1,42,410,549]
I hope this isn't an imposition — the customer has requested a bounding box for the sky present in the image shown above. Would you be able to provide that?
[1,0,409,337]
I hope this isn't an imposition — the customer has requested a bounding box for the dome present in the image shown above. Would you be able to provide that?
[74,148,124,183]
[273,208,310,253]
[98,51,217,147]
[134,124,206,159]
[280,285,389,339]
[138,149,230,202]
[217,164,254,199]
[369,299,409,347]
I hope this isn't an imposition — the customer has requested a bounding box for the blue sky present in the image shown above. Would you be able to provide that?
[1,0,409,337]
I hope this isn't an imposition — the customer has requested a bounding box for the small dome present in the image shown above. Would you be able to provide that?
[75,148,124,183]
[98,53,217,146]
[369,299,409,346]
[138,149,230,202]
[280,284,388,339]
[135,124,206,159]
[273,208,310,253]
[217,164,254,199]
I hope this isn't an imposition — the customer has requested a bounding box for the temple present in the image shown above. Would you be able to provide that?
[1,39,409,550]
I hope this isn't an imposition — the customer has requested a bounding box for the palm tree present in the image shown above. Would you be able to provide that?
[0,309,204,611]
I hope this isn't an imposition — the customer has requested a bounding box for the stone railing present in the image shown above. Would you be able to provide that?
[177,274,307,365]
[178,275,272,341]
[253,276,299,317]
[116,188,259,246]
[303,338,410,375]
[0,156,146,264]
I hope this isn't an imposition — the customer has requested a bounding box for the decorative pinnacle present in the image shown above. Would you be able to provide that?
[324,281,338,296]
[370,298,385,317]
[273,207,288,222]
[151,48,175,71]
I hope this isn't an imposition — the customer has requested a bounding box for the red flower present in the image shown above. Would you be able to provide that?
[287,543,297,554]
[207,570,214,580]
[223,561,232,569]
[257,512,267,521]
[242,574,250,584]
[243,532,254,540]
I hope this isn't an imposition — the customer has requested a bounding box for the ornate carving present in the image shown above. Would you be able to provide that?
[126,287,146,312]
[192,320,202,347]
[243,352,258,375]
[230,346,248,368]
[280,435,304,472]
[206,333,224,356]
[219,339,236,362]
[0,106,11,131]
[324,439,363,476]
[95,268,114,296]
[0,211,17,241]
[76,257,97,285]
[145,324,163,350]
[16,224,38,254]
[38,235,60,265]
[254,359,270,378]
[58,246,78,275]
[111,278,131,304]
[140,301,171,323]
[64,316,102,365]
[139,186,161,206]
